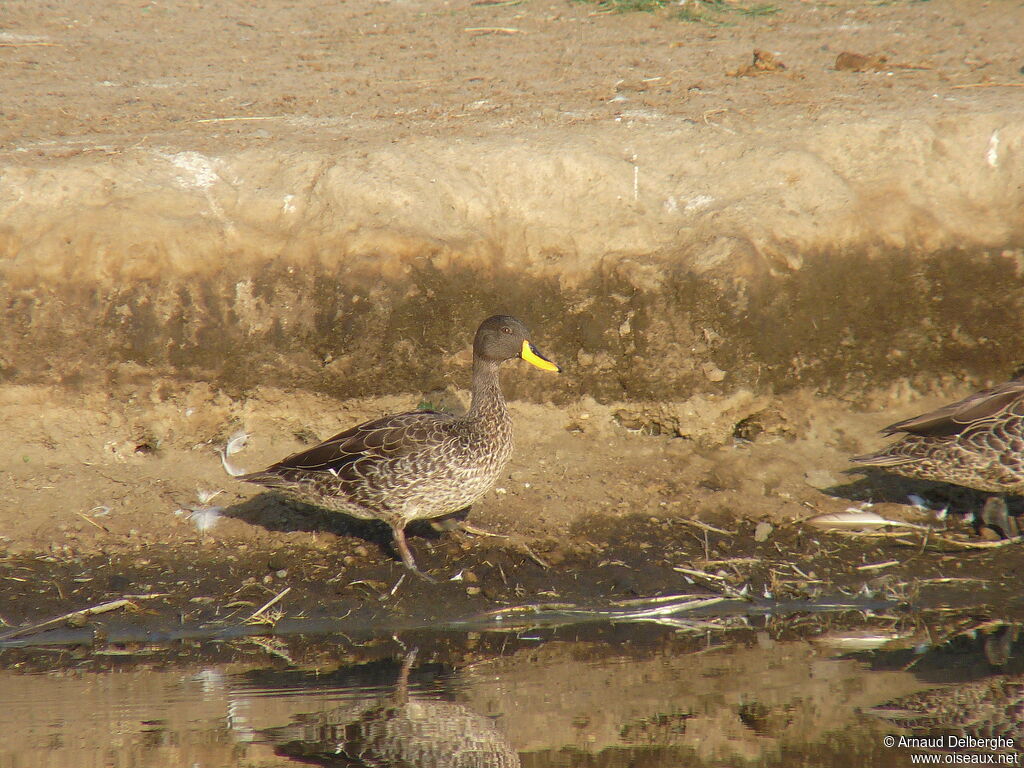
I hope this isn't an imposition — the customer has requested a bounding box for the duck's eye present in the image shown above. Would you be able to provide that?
[501,326,512,334]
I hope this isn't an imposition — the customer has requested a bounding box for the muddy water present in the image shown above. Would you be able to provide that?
[3,608,1023,768]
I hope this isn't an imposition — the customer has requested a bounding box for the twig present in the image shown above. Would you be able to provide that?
[931,534,1024,550]
[244,636,295,664]
[0,595,166,641]
[789,563,819,581]
[856,560,900,571]
[76,512,109,533]
[460,523,508,538]
[777,504,828,529]
[519,542,550,568]
[676,518,736,536]
[388,574,406,597]
[0,42,60,47]
[673,566,728,581]
[245,586,290,624]
[463,26,523,34]
[698,557,760,566]
[828,529,920,539]
[951,83,1024,89]
[194,115,288,123]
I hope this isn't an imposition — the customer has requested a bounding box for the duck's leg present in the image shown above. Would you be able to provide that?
[981,496,1017,537]
[391,522,436,582]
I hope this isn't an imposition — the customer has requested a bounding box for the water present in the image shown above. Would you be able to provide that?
[3,608,1023,768]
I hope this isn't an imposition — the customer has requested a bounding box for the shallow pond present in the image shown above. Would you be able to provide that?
[3,601,1023,768]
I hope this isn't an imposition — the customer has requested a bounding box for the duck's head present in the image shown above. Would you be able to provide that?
[474,315,560,372]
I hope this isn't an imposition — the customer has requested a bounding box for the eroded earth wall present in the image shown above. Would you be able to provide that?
[2,116,1024,406]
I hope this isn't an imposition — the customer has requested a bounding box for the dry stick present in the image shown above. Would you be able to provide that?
[830,530,920,539]
[676,518,736,536]
[194,115,288,123]
[245,586,291,624]
[463,26,523,34]
[931,534,1024,550]
[460,523,508,538]
[0,595,167,641]
[855,560,900,571]
[951,83,1024,89]
[698,557,760,567]
[76,512,109,533]
[246,636,295,664]
[673,566,728,581]
[519,542,550,569]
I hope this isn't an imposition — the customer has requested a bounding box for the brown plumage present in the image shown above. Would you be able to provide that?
[852,378,1024,535]
[239,315,560,576]
[851,378,1024,495]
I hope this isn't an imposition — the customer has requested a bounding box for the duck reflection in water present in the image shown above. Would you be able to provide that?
[263,650,520,768]
[867,624,1024,744]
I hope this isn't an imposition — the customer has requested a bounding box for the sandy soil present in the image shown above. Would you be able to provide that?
[4,0,1022,155]
[3,0,1024,629]
[2,375,1022,632]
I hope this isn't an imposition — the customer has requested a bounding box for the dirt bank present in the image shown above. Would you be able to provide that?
[3,378,1024,637]
[2,0,1024,400]
[3,0,1024,629]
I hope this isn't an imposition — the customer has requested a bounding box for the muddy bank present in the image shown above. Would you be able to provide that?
[4,5,1024,400]
[2,423,1022,638]
[4,377,1024,639]
[4,0,1024,669]
[3,119,1024,401]
[5,0,1024,398]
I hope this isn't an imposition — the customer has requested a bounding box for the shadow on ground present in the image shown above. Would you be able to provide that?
[222,492,468,565]
[825,467,1022,514]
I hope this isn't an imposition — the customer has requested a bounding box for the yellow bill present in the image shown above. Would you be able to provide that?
[520,339,561,372]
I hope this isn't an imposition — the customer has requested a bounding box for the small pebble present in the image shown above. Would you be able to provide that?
[754,521,773,542]
[803,470,837,490]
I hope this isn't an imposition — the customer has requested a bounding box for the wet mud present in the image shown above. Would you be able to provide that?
[3,500,1023,645]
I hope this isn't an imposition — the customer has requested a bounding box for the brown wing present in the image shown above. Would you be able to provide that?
[241,410,457,491]
[881,379,1024,438]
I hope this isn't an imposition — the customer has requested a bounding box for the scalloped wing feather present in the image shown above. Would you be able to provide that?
[241,410,459,494]
[273,410,455,470]
[882,379,1024,437]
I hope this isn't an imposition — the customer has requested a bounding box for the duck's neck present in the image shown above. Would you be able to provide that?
[467,358,507,421]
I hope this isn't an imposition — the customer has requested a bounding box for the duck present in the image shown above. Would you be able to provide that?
[851,377,1024,535]
[264,649,521,768]
[239,315,560,576]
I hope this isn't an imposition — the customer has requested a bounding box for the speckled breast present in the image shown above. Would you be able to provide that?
[366,411,514,522]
